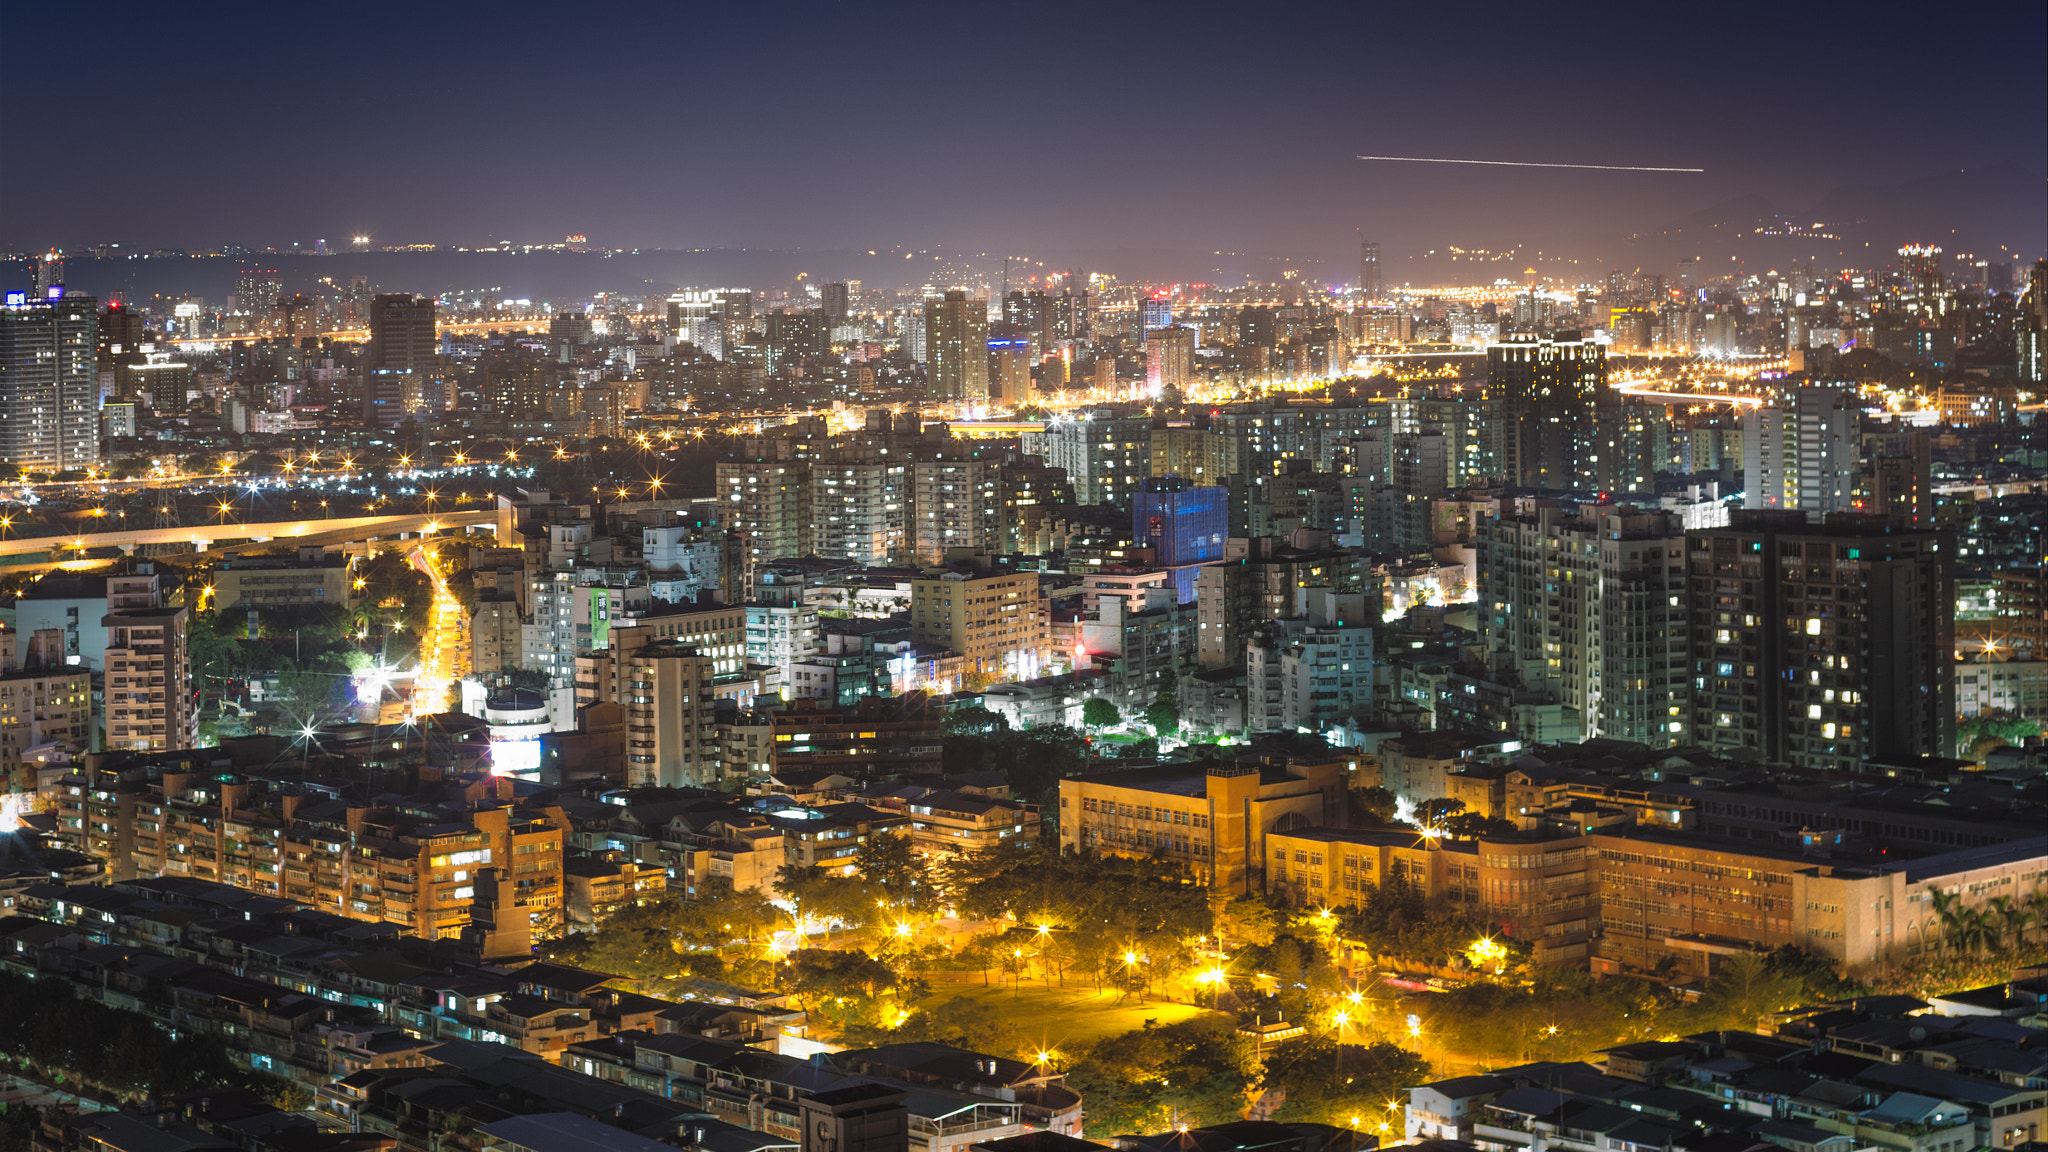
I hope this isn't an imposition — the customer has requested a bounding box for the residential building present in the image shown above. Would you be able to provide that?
[1479,503,1691,746]
[104,574,194,753]
[0,664,91,791]
[911,568,1045,681]
[1024,412,1153,507]
[0,287,100,471]
[1195,530,1366,669]
[619,640,723,788]
[925,291,989,403]
[1687,511,1953,771]
[1743,387,1860,520]
[910,460,998,564]
[812,461,907,566]
[717,458,812,579]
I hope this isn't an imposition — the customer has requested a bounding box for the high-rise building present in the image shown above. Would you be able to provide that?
[1486,331,1608,490]
[764,309,828,371]
[1133,477,1228,567]
[34,250,63,294]
[1023,411,1152,506]
[1741,386,1859,521]
[1688,511,1954,772]
[1866,431,1932,527]
[103,573,194,753]
[1388,396,1503,488]
[717,458,812,580]
[1142,296,1174,332]
[911,460,998,564]
[618,637,728,787]
[819,281,850,324]
[1897,244,1947,317]
[911,568,1046,680]
[0,288,101,472]
[986,336,1030,403]
[1195,531,1364,669]
[369,293,436,372]
[235,267,282,323]
[1145,326,1196,393]
[924,290,989,403]
[1359,239,1382,300]
[811,461,907,565]
[1479,504,1691,746]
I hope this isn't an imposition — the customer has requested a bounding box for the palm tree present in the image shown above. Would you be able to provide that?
[1984,895,2027,953]
[1928,889,1964,952]
[2026,890,2048,946]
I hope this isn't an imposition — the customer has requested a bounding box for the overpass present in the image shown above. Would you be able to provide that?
[0,509,500,561]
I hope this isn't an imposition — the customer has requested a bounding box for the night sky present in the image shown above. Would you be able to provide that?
[7,0,2044,280]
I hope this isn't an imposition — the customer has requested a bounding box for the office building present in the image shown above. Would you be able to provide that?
[1056,753,1351,894]
[211,548,354,609]
[1742,386,1859,520]
[1264,826,1595,966]
[1358,239,1382,300]
[1688,511,1953,771]
[368,293,436,372]
[1479,504,1690,746]
[1133,476,1228,567]
[924,290,989,403]
[0,288,101,472]
[910,568,1045,681]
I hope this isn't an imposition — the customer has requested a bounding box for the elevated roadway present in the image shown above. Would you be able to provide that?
[0,508,498,561]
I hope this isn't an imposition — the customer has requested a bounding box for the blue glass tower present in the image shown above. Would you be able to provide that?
[1133,476,1227,602]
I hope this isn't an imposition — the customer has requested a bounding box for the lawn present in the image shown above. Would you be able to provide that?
[912,982,1234,1051]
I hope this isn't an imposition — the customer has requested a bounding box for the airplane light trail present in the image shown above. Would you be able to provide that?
[1357,155,1703,172]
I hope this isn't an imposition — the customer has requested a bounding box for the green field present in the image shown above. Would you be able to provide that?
[913,982,1233,1051]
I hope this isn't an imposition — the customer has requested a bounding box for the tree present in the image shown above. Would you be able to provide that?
[855,829,942,917]
[1144,676,1179,736]
[1349,786,1399,827]
[1690,951,1805,1032]
[1212,893,1278,950]
[1259,1036,1431,1128]
[1441,810,1519,839]
[1956,710,2041,759]
[1082,698,1121,730]
[1067,1019,1260,1137]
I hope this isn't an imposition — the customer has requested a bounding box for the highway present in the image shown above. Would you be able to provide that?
[165,317,554,348]
[0,508,498,559]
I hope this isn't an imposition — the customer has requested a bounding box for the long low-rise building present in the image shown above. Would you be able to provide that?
[1056,752,1357,894]
[1254,819,2048,980]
